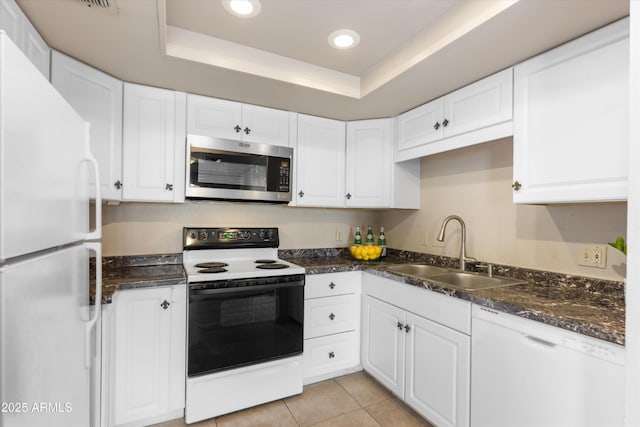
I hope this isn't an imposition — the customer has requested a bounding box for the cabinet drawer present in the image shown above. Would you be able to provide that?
[304,331,360,380]
[305,272,360,299]
[304,294,359,339]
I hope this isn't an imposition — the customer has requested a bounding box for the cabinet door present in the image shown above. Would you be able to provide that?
[443,68,512,139]
[0,0,21,44]
[405,312,470,427]
[241,104,290,146]
[112,286,186,425]
[20,17,49,79]
[361,295,405,397]
[295,114,346,207]
[396,98,443,153]
[0,0,49,79]
[123,83,186,202]
[345,119,392,207]
[52,51,123,201]
[187,94,242,140]
[513,18,628,203]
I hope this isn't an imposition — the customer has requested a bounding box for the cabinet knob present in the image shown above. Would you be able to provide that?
[329,282,336,289]
[234,125,241,133]
[160,300,170,310]
[328,351,335,359]
[114,180,122,189]
[512,180,522,191]
[298,190,304,198]
[165,183,173,191]
[434,122,441,130]
[404,324,411,333]
[346,193,352,200]
[243,127,251,135]
[329,313,336,320]
[397,321,404,330]
[442,118,449,127]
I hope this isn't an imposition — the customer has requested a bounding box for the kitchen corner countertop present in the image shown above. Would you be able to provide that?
[282,251,625,346]
[92,255,186,305]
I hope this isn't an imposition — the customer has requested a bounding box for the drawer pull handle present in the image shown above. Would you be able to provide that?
[329,282,336,289]
[329,313,335,320]
[404,324,411,333]
[160,300,170,310]
[328,351,335,359]
[397,321,404,330]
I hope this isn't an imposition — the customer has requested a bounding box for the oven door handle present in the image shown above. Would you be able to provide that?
[190,281,304,296]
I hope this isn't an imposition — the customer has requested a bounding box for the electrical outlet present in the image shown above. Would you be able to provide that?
[578,244,607,269]
[335,228,344,242]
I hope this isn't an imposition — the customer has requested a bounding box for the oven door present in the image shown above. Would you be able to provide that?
[186,135,292,203]
[188,275,304,377]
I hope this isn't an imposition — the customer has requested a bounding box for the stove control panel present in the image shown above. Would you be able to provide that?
[184,227,280,249]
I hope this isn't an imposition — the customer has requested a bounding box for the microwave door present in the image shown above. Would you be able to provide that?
[191,151,268,191]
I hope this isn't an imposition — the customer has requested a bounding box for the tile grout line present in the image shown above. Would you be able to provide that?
[282,396,302,426]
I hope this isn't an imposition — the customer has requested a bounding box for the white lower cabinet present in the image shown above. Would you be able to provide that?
[362,273,470,427]
[303,272,362,384]
[106,285,186,427]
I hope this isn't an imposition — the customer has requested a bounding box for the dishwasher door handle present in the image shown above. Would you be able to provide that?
[524,334,557,349]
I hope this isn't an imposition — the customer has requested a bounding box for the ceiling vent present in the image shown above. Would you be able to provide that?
[80,0,110,7]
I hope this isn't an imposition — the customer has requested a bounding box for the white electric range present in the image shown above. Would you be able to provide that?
[182,227,305,424]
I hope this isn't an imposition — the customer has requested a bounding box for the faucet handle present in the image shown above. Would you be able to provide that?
[474,262,493,278]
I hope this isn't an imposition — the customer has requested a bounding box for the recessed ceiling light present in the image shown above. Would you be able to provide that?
[221,0,261,18]
[328,29,360,50]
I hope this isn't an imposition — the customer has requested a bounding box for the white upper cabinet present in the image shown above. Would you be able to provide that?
[512,18,628,204]
[295,115,420,209]
[346,119,393,207]
[51,51,123,201]
[346,118,419,209]
[122,83,186,203]
[295,114,346,207]
[0,0,49,79]
[187,94,292,146]
[395,68,513,162]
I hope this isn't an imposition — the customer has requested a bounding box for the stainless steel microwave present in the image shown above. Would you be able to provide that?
[186,135,293,203]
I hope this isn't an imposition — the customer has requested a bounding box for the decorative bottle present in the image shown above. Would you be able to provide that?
[354,226,362,246]
[378,227,387,257]
[366,225,374,245]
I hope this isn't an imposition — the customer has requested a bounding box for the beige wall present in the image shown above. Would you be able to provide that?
[380,137,628,281]
[102,201,378,256]
[103,137,627,281]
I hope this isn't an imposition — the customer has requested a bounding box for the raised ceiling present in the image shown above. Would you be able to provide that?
[17,0,629,120]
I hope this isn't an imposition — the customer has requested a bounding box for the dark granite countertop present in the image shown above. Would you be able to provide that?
[93,249,625,346]
[281,249,625,346]
[91,254,186,304]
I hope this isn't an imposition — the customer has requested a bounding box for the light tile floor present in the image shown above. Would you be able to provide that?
[153,371,434,427]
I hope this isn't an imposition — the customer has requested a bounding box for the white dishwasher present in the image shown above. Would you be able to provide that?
[471,305,625,427]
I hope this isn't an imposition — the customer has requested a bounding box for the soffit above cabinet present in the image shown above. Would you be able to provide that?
[17,0,628,121]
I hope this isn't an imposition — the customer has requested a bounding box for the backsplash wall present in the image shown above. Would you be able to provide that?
[380,137,628,281]
[101,201,378,256]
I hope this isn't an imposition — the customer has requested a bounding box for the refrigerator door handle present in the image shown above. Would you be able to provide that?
[84,138,102,241]
[84,241,102,369]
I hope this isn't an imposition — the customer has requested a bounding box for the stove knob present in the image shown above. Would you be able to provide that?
[199,231,208,240]
[190,232,196,239]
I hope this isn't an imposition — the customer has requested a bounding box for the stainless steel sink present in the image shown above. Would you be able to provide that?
[385,264,527,291]
[386,264,452,277]
[426,271,527,291]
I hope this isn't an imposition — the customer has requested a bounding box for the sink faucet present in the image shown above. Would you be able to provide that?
[436,215,476,270]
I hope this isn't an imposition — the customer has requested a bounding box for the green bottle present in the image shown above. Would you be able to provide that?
[354,226,362,246]
[366,226,374,245]
[378,227,387,257]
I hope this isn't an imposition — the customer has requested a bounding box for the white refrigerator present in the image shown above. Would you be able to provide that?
[0,31,102,427]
